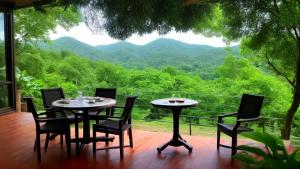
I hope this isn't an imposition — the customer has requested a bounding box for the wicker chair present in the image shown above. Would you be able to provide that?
[217,93,264,156]
[41,88,83,151]
[88,88,117,123]
[23,97,71,162]
[93,96,137,159]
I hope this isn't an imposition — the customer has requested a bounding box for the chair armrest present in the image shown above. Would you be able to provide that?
[44,107,53,111]
[37,109,60,116]
[218,112,238,118]
[218,112,237,123]
[39,109,67,117]
[37,112,48,116]
[93,115,122,121]
[36,117,68,123]
[237,117,261,123]
[44,107,61,112]
[107,116,124,123]
[107,116,122,119]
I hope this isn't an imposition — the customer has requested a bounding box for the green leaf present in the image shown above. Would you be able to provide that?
[234,153,258,164]
[241,132,282,157]
[237,145,269,157]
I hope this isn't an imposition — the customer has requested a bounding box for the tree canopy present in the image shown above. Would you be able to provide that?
[41,0,214,40]
[14,5,81,43]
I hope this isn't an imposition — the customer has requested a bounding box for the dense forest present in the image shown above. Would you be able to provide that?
[15,40,296,135]
[39,37,240,79]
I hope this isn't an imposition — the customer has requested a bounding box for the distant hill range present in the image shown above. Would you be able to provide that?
[39,37,240,72]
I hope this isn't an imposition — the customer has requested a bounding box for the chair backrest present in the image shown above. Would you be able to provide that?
[121,96,137,124]
[22,97,39,123]
[41,88,65,109]
[237,94,264,119]
[95,88,117,99]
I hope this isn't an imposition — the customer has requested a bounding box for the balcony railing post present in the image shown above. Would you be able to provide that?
[189,119,192,136]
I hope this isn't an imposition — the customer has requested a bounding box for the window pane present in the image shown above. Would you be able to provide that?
[0,13,5,81]
[0,85,9,108]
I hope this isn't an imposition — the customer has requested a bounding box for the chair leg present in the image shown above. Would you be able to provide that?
[128,128,133,148]
[60,134,64,147]
[93,126,96,154]
[105,132,109,145]
[217,129,220,150]
[119,131,124,159]
[104,109,110,145]
[110,108,114,116]
[34,139,36,152]
[44,133,50,152]
[36,133,41,162]
[75,114,80,156]
[65,131,71,158]
[231,134,237,156]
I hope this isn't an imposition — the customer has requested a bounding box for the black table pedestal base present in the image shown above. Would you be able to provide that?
[157,108,193,152]
[157,137,193,152]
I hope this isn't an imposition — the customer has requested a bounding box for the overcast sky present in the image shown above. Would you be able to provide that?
[49,22,239,47]
[0,14,3,40]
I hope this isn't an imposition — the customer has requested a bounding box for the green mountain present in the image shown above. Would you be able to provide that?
[40,37,240,78]
[39,37,103,60]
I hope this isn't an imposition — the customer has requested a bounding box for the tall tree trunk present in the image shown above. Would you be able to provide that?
[281,92,300,139]
[281,38,300,140]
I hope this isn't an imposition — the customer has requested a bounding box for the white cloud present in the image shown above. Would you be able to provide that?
[49,22,239,47]
[49,23,119,45]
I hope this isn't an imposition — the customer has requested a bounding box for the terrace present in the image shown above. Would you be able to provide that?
[0,112,244,169]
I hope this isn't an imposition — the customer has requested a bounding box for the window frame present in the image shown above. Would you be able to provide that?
[0,10,15,114]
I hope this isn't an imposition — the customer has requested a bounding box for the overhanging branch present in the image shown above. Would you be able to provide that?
[265,54,295,87]
[184,0,218,5]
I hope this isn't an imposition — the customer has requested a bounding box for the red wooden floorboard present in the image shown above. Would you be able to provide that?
[0,112,243,169]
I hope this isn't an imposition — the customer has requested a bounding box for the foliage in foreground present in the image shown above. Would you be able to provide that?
[234,132,300,169]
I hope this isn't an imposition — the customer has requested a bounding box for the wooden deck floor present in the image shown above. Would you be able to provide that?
[0,112,243,169]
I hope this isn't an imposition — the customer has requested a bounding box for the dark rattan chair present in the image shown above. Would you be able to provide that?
[88,88,117,123]
[217,93,264,156]
[23,97,71,162]
[41,88,82,151]
[93,96,137,159]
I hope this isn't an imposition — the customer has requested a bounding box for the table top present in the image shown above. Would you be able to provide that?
[151,98,198,109]
[52,97,116,110]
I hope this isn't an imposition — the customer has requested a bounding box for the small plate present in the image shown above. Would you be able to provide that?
[87,100,96,104]
[57,99,70,104]
[176,99,185,103]
[95,97,104,102]
[169,99,176,103]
